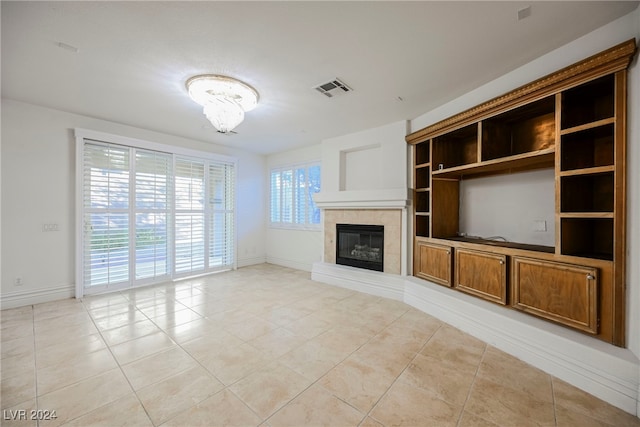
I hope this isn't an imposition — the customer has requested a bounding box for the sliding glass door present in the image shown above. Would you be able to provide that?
[78,137,235,296]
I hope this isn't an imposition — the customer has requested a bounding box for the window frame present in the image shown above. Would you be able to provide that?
[269,161,321,231]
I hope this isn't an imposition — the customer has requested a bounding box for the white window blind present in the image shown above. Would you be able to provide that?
[135,149,171,281]
[174,158,206,275]
[270,162,320,229]
[209,163,235,268]
[83,143,130,287]
[79,137,235,295]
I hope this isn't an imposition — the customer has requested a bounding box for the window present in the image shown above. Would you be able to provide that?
[270,163,321,228]
[77,132,236,296]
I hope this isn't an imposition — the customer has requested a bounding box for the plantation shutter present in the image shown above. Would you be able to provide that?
[270,170,282,223]
[269,163,320,228]
[174,157,206,275]
[281,169,293,223]
[307,164,321,224]
[135,150,172,281]
[83,142,131,287]
[79,133,236,296]
[209,163,235,268]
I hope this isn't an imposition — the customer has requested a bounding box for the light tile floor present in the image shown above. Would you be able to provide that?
[1,264,639,427]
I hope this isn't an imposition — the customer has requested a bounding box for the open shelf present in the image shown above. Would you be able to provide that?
[560,123,614,171]
[482,96,555,161]
[431,147,554,179]
[415,141,430,165]
[415,215,430,238]
[432,123,478,169]
[415,165,430,189]
[561,218,613,260]
[415,190,430,213]
[561,74,615,129]
[561,172,614,213]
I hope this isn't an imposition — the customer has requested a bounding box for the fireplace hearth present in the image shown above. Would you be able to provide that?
[336,224,384,272]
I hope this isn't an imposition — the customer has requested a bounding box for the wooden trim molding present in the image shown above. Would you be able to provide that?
[407,38,637,144]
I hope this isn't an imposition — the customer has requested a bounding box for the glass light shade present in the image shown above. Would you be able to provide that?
[203,96,245,134]
[186,75,259,133]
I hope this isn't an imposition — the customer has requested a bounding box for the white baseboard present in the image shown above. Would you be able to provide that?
[237,255,267,268]
[267,256,315,272]
[403,277,639,416]
[1,284,75,309]
[311,262,404,301]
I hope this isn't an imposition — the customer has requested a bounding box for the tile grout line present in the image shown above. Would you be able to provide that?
[79,291,158,427]
[274,307,439,427]
[455,343,489,427]
[142,283,269,426]
[258,298,409,426]
[110,288,232,427]
[159,330,243,425]
[163,277,318,426]
[361,322,444,427]
[550,377,559,427]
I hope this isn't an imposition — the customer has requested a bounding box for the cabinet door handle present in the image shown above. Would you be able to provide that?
[586,274,595,280]
[499,260,505,265]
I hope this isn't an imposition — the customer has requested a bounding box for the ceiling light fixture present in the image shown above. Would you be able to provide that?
[186,74,259,134]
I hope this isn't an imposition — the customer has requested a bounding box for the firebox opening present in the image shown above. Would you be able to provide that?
[336,224,384,272]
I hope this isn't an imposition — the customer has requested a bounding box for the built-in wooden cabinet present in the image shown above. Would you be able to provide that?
[414,241,452,287]
[512,257,598,334]
[455,248,507,305]
[407,39,636,346]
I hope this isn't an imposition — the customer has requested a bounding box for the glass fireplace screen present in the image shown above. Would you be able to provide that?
[336,224,384,272]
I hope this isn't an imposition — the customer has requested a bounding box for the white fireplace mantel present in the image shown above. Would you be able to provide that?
[314,188,410,209]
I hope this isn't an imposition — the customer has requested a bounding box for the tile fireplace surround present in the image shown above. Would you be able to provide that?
[324,209,402,275]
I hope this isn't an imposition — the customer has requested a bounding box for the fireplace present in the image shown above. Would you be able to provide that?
[336,224,384,272]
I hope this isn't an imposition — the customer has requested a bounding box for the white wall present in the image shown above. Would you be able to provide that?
[459,169,555,247]
[321,121,408,194]
[410,9,640,359]
[266,144,322,271]
[1,99,266,307]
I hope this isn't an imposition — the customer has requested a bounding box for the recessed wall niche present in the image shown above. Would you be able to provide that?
[339,144,382,191]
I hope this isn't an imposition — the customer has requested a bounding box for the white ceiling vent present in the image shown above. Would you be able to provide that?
[314,78,352,98]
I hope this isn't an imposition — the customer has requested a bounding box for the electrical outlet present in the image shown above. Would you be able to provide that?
[14,277,23,286]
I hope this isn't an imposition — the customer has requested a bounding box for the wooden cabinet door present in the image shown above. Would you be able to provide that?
[415,242,452,287]
[455,248,507,305]
[512,257,598,334]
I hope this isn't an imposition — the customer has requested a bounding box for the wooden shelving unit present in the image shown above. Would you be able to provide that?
[408,39,636,346]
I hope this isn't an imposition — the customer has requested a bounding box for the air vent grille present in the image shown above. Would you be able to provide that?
[314,78,352,98]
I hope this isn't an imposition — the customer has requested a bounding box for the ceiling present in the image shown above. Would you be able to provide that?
[2,1,638,155]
